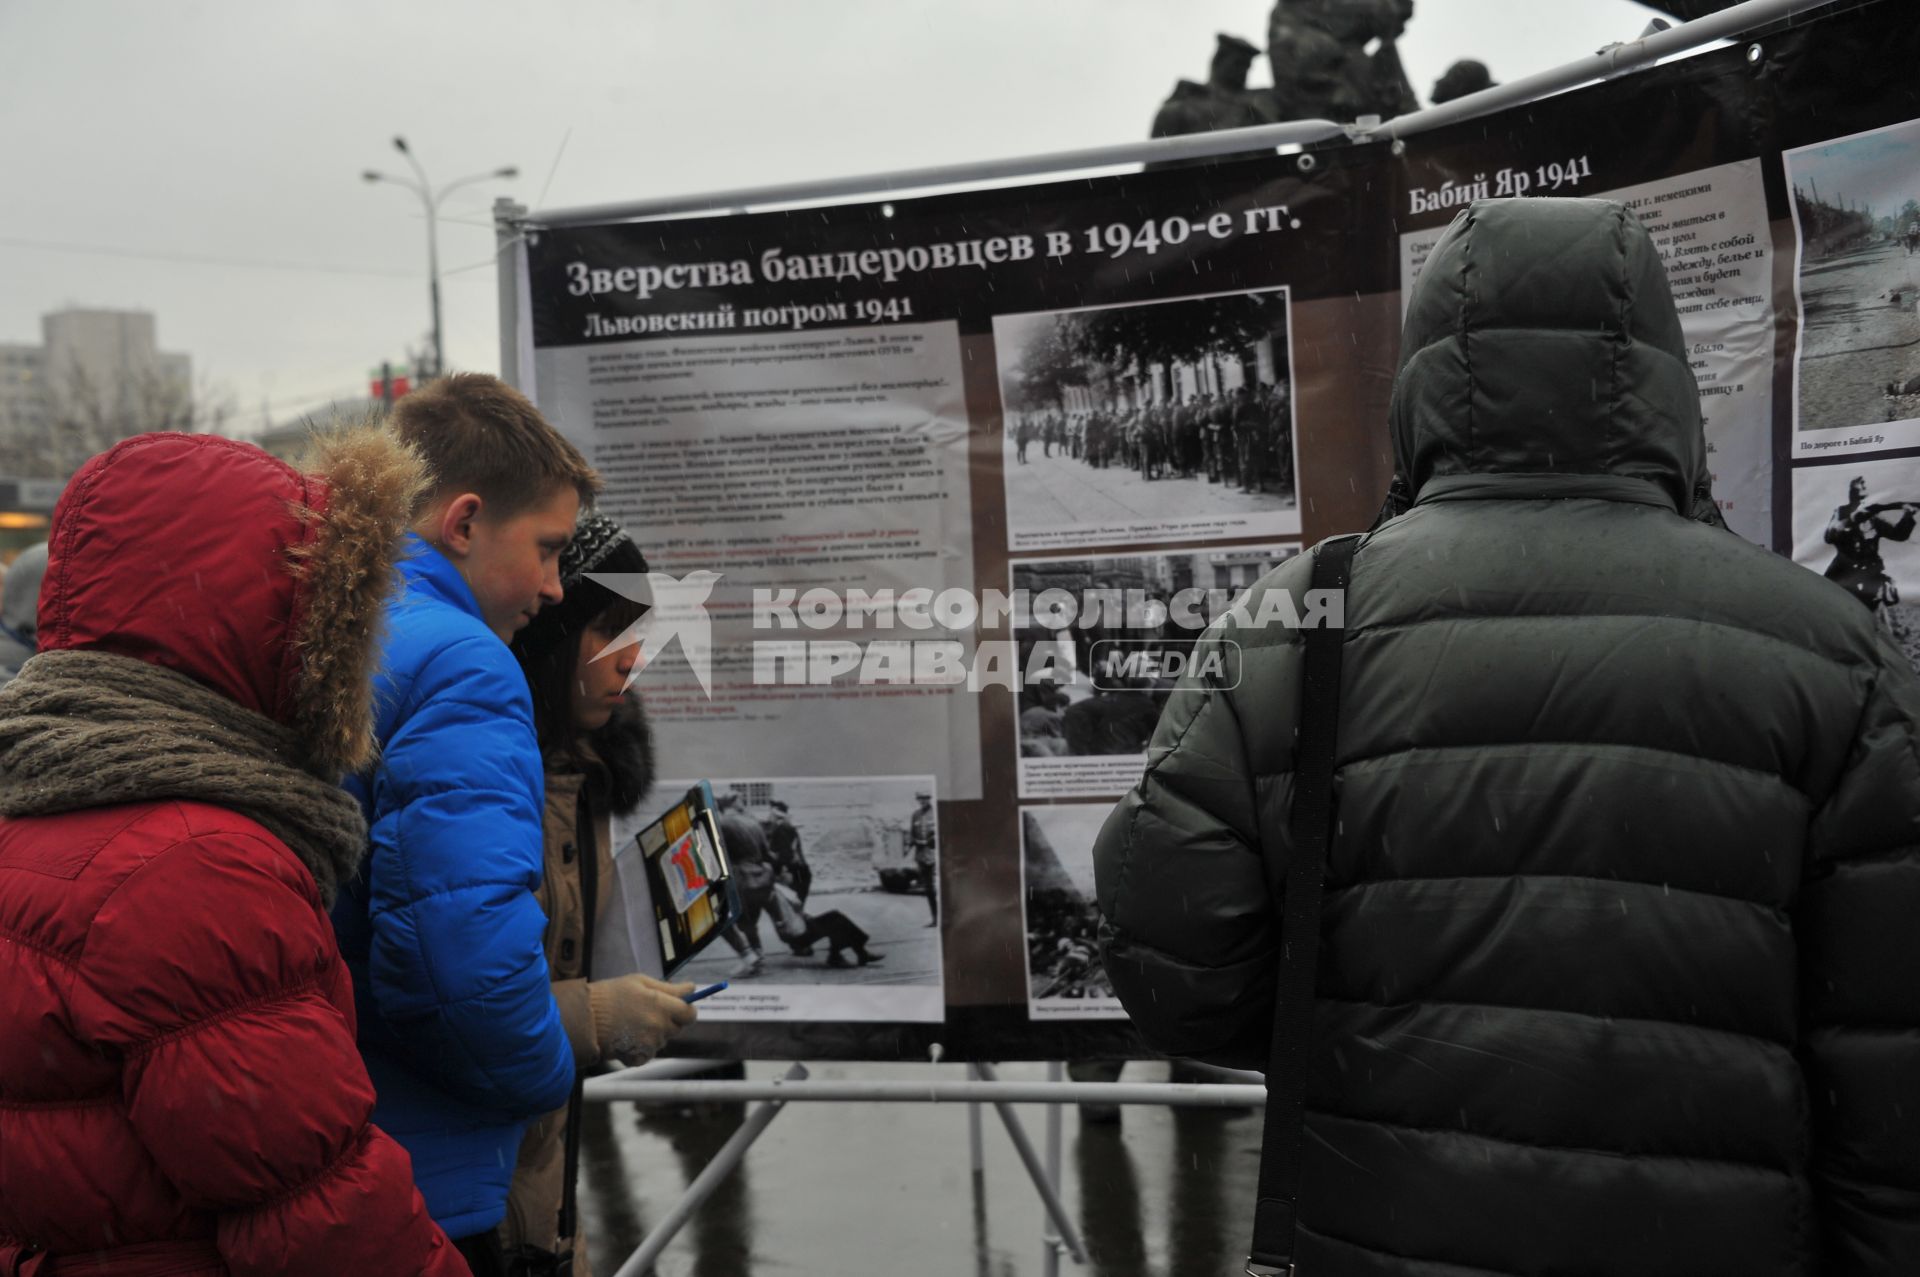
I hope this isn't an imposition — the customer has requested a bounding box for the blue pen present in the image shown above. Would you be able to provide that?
[684,981,729,1003]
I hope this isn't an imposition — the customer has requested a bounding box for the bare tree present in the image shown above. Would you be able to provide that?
[1067,290,1288,376]
[6,364,234,481]
[1007,318,1091,415]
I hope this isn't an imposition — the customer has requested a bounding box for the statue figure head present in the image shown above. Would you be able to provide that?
[1209,32,1261,91]
[1431,59,1495,105]
[1279,0,1406,43]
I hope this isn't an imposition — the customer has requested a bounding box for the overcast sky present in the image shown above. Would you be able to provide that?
[0,0,1679,434]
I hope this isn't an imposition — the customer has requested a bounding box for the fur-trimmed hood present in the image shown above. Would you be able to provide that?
[582,692,656,817]
[36,422,427,779]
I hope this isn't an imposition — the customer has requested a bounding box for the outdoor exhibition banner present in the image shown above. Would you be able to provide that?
[511,0,1919,1060]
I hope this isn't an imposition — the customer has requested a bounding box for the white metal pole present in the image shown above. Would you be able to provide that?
[520,0,1840,231]
[598,1056,750,1082]
[1044,1061,1067,1277]
[972,1063,1090,1266]
[526,118,1344,227]
[1371,0,1840,141]
[611,1061,808,1277]
[968,1063,985,1178]
[584,1076,1266,1106]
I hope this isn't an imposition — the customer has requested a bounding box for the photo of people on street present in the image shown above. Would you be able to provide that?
[1786,117,1920,445]
[1020,806,1126,1020]
[1794,454,1920,670]
[994,286,1301,550]
[1010,544,1298,797]
[613,776,944,1021]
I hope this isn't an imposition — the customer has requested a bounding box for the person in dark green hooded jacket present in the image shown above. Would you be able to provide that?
[1094,197,1920,1276]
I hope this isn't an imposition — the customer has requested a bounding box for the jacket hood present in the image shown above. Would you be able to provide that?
[38,424,427,777]
[2,543,46,640]
[588,693,655,817]
[1388,198,1708,516]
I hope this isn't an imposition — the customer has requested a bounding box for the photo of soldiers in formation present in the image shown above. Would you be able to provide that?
[995,288,1298,540]
[1009,378,1293,496]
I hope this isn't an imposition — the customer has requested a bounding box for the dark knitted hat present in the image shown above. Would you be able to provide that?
[560,510,646,588]
[511,510,653,769]
[514,511,650,666]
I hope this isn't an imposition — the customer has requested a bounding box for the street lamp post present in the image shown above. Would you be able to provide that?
[363,137,517,380]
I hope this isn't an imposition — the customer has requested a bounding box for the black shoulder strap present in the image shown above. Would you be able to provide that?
[557,790,598,1247]
[1248,533,1357,1277]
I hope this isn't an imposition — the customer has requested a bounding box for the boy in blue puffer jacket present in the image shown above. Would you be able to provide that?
[331,373,600,1274]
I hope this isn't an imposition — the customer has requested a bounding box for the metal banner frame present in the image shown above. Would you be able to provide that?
[494,0,1841,391]
[502,0,1853,1269]
[587,1059,1267,1276]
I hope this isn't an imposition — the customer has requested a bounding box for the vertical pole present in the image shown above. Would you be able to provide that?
[380,361,393,410]
[967,1063,985,1179]
[973,1063,1088,1265]
[612,1062,808,1277]
[1044,1061,1064,1277]
[423,189,443,379]
[493,197,527,390]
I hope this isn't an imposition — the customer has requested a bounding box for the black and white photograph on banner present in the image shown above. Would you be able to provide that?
[994,286,1301,551]
[613,775,944,1022]
[1787,117,1920,453]
[1011,543,1299,799]
[1793,454,1920,670]
[1020,806,1125,1021]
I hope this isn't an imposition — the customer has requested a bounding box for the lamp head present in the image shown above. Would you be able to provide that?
[392,136,410,155]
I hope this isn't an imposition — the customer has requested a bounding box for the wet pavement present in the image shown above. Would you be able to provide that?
[578,1060,1263,1276]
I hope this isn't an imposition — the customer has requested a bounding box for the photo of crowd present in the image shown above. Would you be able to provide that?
[1019,805,1125,1018]
[1012,546,1298,775]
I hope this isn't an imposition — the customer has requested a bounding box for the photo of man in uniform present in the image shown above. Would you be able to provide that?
[909,790,938,926]
[765,799,812,903]
[1825,474,1919,612]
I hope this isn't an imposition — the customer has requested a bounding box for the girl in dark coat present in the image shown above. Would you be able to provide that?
[503,513,696,1274]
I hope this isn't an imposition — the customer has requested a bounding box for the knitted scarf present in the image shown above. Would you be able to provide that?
[0,649,367,905]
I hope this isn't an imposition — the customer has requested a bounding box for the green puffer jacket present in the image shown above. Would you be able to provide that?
[1094,198,1920,1276]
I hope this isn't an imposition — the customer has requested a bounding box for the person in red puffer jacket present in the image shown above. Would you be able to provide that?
[0,428,467,1277]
